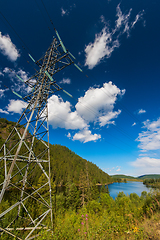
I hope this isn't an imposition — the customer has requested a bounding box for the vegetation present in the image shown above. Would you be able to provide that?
[143,178,160,189]
[38,190,160,239]
[111,174,137,180]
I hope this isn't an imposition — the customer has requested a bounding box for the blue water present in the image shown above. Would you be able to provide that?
[108,181,151,199]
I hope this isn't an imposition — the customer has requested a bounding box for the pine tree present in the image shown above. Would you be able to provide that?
[79,170,88,207]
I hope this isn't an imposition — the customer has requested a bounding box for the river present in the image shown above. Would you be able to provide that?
[108,181,151,199]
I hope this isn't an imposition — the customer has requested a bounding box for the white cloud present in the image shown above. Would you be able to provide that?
[61,8,67,16]
[67,132,71,138]
[132,122,136,126]
[47,81,124,143]
[48,95,88,130]
[131,157,160,169]
[72,129,101,143]
[0,89,5,98]
[131,10,144,29]
[0,71,4,76]
[0,109,9,114]
[3,67,31,93]
[85,4,144,69]
[7,99,27,114]
[85,29,119,69]
[99,110,121,127]
[0,32,20,61]
[131,117,160,174]
[138,109,146,114]
[116,168,121,172]
[136,118,160,152]
[75,81,124,126]
[61,4,76,16]
[59,78,71,84]
[115,4,132,34]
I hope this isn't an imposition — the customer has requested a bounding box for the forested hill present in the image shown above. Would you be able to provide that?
[0,117,111,185]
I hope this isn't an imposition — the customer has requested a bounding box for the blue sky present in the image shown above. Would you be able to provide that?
[0,0,160,177]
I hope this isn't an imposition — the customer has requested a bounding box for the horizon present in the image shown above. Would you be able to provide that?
[0,0,160,177]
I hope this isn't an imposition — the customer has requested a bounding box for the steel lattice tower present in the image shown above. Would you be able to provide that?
[0,34,74,239]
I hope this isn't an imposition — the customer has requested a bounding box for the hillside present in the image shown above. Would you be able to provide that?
[0,117,111,185]
[138,174,160,180]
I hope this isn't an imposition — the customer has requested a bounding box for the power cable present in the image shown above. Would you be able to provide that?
[30,0,143,127]
[0,6,148,155]
[0,12,34,57]
[34,0,52,34]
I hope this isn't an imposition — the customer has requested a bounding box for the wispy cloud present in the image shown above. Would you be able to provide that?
[0,71,4,76]
[136,118,160,152]
[0,89,5,98]
[131,157,160,168]
[132,122,136,127]
[0,108,9,114]
[61,4,76,16]
[0,32,20,61]
[3,67,31,94]
[85,4,144,69]
[48,81,125,143]
[138,109,146,114]
[131,117,160,173]
[59,78,71,84]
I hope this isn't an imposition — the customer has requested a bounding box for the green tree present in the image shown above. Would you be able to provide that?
[79,170,88,207]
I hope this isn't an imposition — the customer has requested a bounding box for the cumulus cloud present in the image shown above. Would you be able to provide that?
[47,81,124,143]
[0,32,20,61]
[85,4,144,69]
[7,99,28,114]
[48,95,88,130]
[59,78,71,84]
[75,81,125,126]
[72,129,101,143]
[138,109,146,114]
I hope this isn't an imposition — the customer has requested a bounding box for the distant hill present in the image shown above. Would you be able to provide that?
[111,174,137,179]
[138,174,160,180]
[111,174,160,180]
[0,117,111,185]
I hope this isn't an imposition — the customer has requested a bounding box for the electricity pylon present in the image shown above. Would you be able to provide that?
[0,34,74,239]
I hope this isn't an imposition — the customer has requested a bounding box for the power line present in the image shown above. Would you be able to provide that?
[34,0,52,34]
[0,12,34,57]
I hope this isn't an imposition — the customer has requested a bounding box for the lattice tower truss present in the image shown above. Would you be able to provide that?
[0,35,74,239]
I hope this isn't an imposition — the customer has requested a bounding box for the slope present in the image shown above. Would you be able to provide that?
[0,117,111,185]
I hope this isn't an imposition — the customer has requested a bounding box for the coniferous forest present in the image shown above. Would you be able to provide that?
[0,117,160,239]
